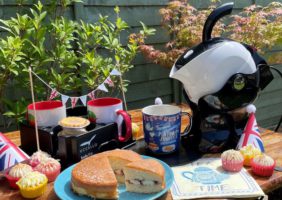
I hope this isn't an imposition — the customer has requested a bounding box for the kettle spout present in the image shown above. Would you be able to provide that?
[169,64,186,84]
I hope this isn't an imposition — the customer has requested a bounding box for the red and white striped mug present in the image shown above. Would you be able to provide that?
[87,98,132,142]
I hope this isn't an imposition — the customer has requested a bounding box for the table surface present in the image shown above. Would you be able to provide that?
[1,104,282,200]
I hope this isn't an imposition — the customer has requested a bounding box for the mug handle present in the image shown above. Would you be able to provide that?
[116,110,132,142]
[181,112,192,137]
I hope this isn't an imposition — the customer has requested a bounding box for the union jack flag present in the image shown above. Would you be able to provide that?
[49,89,59,100]
[104,77,114,87]
[70,97,78,108]
[0,133,29,171]
[88,90,96,100]
[237,112,265,152]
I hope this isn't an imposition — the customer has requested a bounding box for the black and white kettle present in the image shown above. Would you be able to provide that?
[170,2,274,152]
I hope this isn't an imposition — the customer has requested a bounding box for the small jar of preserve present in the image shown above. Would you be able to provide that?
[58,117,90,136]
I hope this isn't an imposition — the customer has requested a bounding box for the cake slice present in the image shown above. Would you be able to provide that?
[105,149,142,183]
[71,155,118,199]
[124,159,166,193]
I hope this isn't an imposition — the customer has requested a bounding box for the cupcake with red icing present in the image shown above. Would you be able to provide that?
[251,154,275,177]
[221,149,244,172]
[29,151,50,167]
[34,158,61,182]
[5,163,33,189]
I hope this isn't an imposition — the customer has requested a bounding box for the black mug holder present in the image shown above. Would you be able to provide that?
[20,106,135,169]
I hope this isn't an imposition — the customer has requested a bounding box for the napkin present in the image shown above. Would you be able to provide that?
[171,158,265,199]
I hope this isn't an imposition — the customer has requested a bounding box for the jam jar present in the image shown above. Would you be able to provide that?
[58,117,90,136]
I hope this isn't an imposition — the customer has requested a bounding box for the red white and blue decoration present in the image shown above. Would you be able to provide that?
[49,88,60,100]
[236,104,265,152]
[0,133,29,171]
[30,68,121,108]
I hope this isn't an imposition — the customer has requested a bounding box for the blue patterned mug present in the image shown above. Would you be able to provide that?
[142,104,192,154]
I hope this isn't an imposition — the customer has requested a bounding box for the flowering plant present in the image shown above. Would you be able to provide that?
[140,1,282,68]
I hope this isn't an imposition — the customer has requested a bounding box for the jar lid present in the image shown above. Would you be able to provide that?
[59,117,90,129]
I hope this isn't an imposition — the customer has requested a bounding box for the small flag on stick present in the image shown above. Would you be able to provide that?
[0,133,29,171]
[237,104,265,152]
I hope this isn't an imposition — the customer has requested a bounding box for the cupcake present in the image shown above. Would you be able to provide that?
[34,158,61,182]
[29,150,50,167]
[240,144,262,166]
[221,149,244,172]
[251,154,275,177]
[16,171,48,199]
[5,163,33,189]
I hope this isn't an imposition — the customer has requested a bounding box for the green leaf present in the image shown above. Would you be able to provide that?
[114,6,120,14]
[3,111,16,117]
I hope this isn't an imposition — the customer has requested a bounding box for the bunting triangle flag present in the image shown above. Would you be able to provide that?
[110,69,121,76]
[104,77,114,87]
[87,90,96,100]
[80,95,87,106]
[61,94,69,105]
[70,97,78,108]
[49,89,59,100]
[97,83,108,92]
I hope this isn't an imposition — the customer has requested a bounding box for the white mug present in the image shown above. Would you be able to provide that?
[27,100,66,127]
[87,97,132,142]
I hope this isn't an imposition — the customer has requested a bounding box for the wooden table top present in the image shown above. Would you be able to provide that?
[1,104,282,200]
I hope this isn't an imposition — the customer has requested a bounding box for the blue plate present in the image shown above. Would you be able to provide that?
[54,155,174,200]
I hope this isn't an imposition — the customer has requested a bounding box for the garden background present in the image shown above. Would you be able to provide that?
[0,0,281,131]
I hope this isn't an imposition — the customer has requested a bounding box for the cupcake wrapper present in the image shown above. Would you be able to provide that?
[5,172,20,189]
[251,159,276,177]
[35,166,61,182]
[17,178,48,199]
[243,157,252,166]
[222,160,243,172]
[45,169,61,182]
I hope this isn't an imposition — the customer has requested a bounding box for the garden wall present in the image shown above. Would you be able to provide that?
[0,0,281,131]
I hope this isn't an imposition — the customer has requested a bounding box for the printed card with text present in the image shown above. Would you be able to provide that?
[171,158,265,199]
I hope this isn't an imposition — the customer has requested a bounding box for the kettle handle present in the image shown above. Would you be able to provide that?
[202,2,234,42]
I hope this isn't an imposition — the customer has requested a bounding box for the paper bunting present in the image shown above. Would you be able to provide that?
[110,69,121,76]
[88,90,96,100]
[97,83,108,92]
[80,95,87,106]
[104,77,114,87]
[70,97,78,108]
[49,89,59,100]
[61,94,69,105]
[31,68,122,108]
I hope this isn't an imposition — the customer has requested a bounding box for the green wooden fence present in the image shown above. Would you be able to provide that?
[0,0,281,131]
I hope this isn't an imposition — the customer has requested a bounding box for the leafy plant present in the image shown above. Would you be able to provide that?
[227,2,282,64]
[2,98,27,129]
[0,1,154,129]
[140,1,282,67]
